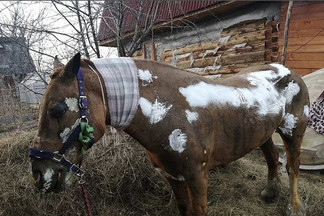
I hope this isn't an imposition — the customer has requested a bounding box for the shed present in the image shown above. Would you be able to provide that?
[0,37,42,104]
[0,37,35,86]
[18,73,48,104]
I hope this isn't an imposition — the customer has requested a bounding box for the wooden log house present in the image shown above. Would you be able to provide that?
[98,1,324,77]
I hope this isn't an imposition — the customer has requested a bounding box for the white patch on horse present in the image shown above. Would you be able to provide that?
[282,81,300,104]
[155,167,185,181]
[42,168,54,192]
[185,110,198,123]
[179,81,285,116]
[138,69,157,86]
[179,64,296,116]
[169,129,187,153]
[59,119,81,143]
[139,97,172,124]
[60,128,71,143]
[269,63,291,77]
[65,98,79,112]
[303,105,309,118]
[279,113,298,136]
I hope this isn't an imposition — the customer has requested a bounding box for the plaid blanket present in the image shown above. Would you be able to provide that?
[308,91,324,135]
[92,58,139,129]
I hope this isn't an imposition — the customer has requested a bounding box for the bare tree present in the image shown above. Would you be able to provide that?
[101,0,163,57]
[51,0,105,58]
[0,1,110,86]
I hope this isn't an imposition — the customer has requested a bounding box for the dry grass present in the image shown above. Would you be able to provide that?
[0,124,323,216]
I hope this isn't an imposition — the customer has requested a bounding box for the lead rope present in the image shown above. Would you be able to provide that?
[79,179,92,216]
[78,166,92,216]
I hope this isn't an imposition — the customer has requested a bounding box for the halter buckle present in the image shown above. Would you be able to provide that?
[79,96,88,109]
[52,151,64,163]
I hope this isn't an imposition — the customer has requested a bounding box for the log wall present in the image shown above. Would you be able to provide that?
[279,2,324,75]
[133,19,279,76]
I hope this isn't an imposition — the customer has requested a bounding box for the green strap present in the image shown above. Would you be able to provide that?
[79,122,94,155]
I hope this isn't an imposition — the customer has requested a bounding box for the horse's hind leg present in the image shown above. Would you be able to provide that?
[260,138,280,202]
[279,120,306,216]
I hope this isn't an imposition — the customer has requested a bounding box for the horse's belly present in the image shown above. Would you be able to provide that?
[204,111,282,166]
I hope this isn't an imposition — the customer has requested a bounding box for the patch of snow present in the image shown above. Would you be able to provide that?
[139,97,172,124]
[203,48,219,58]
[219,35,231,44]
[176,53,192,60]
[205,74,222,80]
[282,81,300,104]
[138,69,157,86]
[185,110,198,123]
[205,65,221,71]
[269,63,291,77]
[279,113,298,136]
[179,64,296,116]
[169,129,187,153]
[42,168,54,192]
[229,43,247,50]
[303,105,309,118]
[65,98,79,112]
[179,81,285,115]
[59,118,81,143]
[187,68,205,73]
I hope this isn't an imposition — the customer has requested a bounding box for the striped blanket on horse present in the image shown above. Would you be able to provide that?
[92,58,139,129]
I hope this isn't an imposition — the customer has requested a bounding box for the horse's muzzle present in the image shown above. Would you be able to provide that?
[30,158,71,193]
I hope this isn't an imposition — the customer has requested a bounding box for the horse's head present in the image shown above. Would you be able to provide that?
[30,53,107,193]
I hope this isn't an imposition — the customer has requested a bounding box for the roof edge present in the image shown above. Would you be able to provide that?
[99,1,254,47]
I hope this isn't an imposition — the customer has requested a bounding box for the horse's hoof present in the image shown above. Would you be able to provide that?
[285,203,306,216]
[260,188,277,203]
[260,180,279,203]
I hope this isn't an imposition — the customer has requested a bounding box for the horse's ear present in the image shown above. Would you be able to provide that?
[63,53,81,79]
[53,55,64,69]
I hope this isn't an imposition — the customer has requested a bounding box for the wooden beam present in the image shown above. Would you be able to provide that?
[281,1,293,65]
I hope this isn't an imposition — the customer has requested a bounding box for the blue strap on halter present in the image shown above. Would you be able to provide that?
[77,68,89,119]
[29,67,94,175]
[29,147,83,174]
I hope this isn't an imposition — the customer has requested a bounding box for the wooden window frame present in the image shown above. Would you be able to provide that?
[143,41,162,61]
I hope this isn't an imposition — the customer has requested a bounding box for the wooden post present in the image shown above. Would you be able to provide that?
[281,1,294,65]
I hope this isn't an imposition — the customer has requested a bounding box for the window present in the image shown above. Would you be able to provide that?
[144,41,162,62]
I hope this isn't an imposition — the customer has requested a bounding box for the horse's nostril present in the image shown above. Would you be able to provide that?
[32,170,42,183]
[57,170,62,182]
[36,172,41,183]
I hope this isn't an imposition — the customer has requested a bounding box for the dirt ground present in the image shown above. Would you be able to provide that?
[0,122,323,216]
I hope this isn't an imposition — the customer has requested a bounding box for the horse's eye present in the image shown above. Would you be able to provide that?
[49,102,69,118]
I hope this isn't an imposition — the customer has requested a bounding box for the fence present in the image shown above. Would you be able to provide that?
[0,87,38,130]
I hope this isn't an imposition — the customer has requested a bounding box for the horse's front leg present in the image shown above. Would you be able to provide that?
[167,170,208,216]
[186,170,208,216]
[166,177,191,216]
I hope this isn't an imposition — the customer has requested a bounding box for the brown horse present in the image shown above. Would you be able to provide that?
[30,53,309,216]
